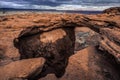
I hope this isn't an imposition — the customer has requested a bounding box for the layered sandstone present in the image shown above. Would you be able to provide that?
[0,8,120,80]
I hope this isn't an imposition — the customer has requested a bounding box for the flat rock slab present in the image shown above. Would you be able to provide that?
[0,58,45,80]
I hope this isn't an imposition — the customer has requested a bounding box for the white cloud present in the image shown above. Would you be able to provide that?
[0,0,119,11]
[0,1,25,8]
[25,4,119,11]
[53,4,117,11]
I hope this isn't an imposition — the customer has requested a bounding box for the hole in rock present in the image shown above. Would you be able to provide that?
[13,26,120,80]
[74,27,101,51]
[14,27,75,80]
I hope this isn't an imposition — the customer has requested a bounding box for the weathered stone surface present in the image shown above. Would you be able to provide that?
[0,58,45,80]
[40,47,120,80]
[75,27,101,51]
[0,7,120,80]
[100,28,120,45]
[15,27,75,79]
[99,39,120,61]
[0,13,120,61]
[103,7,120,14]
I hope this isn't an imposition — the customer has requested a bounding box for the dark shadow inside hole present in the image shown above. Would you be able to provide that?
[96,46,120,78]
[13,27,75,80]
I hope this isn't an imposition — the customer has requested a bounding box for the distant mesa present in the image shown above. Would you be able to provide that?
[103,7,120,14]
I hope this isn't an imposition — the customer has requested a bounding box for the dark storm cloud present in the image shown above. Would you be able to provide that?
[22,0,61,6]
[0,0,120,7]
[0,0,120,10]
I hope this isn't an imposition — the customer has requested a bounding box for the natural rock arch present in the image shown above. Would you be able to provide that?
[0,12,120,80]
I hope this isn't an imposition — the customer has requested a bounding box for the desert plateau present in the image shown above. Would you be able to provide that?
[0,7,120,80]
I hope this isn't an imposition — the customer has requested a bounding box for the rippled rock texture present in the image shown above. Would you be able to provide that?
[0,8,120,80]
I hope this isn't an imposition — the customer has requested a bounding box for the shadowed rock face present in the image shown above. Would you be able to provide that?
[14,27,75,79]
[0,7,120,80]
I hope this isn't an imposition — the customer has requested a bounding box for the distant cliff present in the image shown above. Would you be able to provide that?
[103,7,120,14]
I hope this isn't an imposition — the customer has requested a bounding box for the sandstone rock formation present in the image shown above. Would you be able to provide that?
[75,27,100,51]
[0,58,45,80]
[0,8,120,80]
[103,7,120,14]
[40,46,120,80]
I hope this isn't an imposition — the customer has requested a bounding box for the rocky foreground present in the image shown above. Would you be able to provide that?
[0,7,120,80]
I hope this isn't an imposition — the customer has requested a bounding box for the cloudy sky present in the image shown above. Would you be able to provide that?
[0,0,120,11]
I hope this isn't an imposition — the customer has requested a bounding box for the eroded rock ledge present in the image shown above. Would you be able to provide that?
[103,7,120,14]
[0,9,120,80]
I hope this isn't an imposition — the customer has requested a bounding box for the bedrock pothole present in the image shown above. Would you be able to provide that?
[14,26,120,80]
[14,27,75,80]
